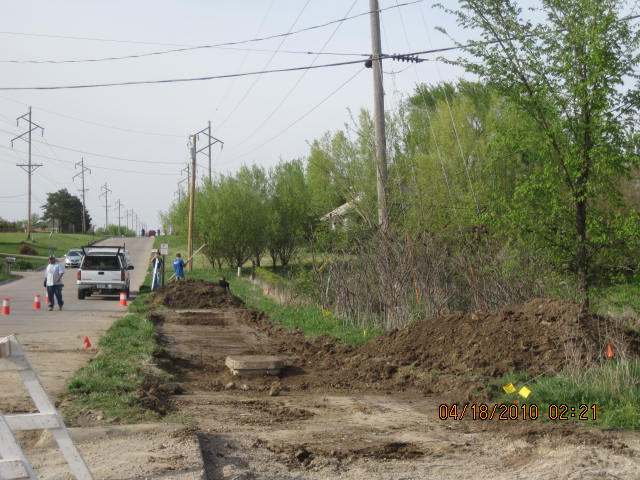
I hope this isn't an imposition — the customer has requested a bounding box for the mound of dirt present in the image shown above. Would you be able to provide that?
[359,298,633,378]
[239,298,639,397]
[152,279,241,309]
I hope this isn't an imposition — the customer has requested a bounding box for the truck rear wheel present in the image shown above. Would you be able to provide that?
[78,290,86,300]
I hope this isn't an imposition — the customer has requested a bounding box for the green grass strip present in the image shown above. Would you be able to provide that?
[64,296,160,423]
[189,268,380,345]
[492,360,640,429]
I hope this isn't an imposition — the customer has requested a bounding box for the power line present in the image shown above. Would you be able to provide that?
[0,49,436,91]
[0,44,370,65]
[0,0,422,65]
[222,67,366,166]
[0,95,184,138]
[228,0,359,151]
[0,126,181,165]
[216,0,313,130]
[211,0,275,119]
[0,144,180,176]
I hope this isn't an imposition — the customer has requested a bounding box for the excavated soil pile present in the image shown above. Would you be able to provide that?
[357,298,639,377]
[152,279,241,309]
[239,298,639,396]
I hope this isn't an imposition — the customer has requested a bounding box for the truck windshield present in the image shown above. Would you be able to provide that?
[82,255,121,271]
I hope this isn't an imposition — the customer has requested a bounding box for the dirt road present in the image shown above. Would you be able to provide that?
[150,286,640,480]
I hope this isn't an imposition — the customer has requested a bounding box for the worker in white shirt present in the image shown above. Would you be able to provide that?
[44,256,65,311]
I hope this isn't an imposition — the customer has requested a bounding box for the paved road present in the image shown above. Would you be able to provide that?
[0,236,154,411]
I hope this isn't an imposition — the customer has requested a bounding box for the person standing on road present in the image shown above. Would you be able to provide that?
[44,256,64,311]
[173,253,185,280]
[150,250,163,290]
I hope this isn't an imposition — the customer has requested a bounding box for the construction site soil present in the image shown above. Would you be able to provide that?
[151,280,640,399]
[146,280,640,479]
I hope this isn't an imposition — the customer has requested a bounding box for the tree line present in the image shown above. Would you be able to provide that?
[164,0,640,317]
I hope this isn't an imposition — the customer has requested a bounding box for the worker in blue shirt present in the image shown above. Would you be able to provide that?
[173,253,185,280]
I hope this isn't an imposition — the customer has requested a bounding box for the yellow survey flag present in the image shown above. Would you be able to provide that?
[518,386,532,398]
[503,383,517,394]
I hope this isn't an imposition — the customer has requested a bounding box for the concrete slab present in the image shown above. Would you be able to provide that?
[225,355,285,376]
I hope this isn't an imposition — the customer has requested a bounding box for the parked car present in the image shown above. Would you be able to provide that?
[64,249,83,268]
[147,230,156,237]
[76,246,134,300]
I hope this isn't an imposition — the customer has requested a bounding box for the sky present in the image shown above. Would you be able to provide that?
[0,0,472,227]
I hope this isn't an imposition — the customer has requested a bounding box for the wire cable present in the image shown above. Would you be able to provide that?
[216,0,313,130]
[212,0,275,118]
[227,0,359,152]
[0,49,437,91]
[0,144,180,176]
[0,126,182,165]
[220,67,365,166]
[0,1,422,65]
[0,94,183,138]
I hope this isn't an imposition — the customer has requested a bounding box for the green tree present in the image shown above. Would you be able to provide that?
[269,160,313,266]
[41,189,91,233]
[448,0,640,309]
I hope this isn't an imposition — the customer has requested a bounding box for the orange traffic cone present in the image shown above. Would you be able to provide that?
[2,298,10,315]
[33,294,42,311]
[119,292,128,307]
[82,336,92,350]
[45,291,49,306]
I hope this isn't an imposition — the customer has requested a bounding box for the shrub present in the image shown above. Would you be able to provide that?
[19,243,38,255]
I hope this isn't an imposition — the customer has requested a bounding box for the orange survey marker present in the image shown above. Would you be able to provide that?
[1,298,10,315]
[82,336,92,350]
[33,294,42,311]
[605,341,615,360]
[119,292,128,307]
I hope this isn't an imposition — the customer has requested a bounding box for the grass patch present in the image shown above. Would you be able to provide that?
[63,295,163,423]
[0,271,14,282]
[592,282,640,319]
[491,361,640,429]
[0,232,102,270]
[189,267,380,345]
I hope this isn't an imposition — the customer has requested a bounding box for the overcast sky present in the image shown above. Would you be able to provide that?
[0,0,472,227]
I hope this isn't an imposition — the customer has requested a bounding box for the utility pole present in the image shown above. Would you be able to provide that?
[187,135,197,271]
[194,122,223,184]
[115,199,123,235]
[125,209,130,231]
[180,163,190,201]
[368,0,389,231]
[11,107,44,240]
[73,157,91,233]
[99,183,111,230]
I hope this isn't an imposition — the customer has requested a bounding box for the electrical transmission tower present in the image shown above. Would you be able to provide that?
[115,199,123,235]
[73,157,91,233]
[195,121,224,183]
[10,107,44,240]
[99,183,111,230]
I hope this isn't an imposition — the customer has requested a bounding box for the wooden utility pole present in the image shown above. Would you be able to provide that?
[187,135,196,271]
[368,0,389,231]
[11,107,44,240]
[73,157,91,233]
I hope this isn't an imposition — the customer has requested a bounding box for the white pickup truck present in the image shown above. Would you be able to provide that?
[76,246,134,300]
